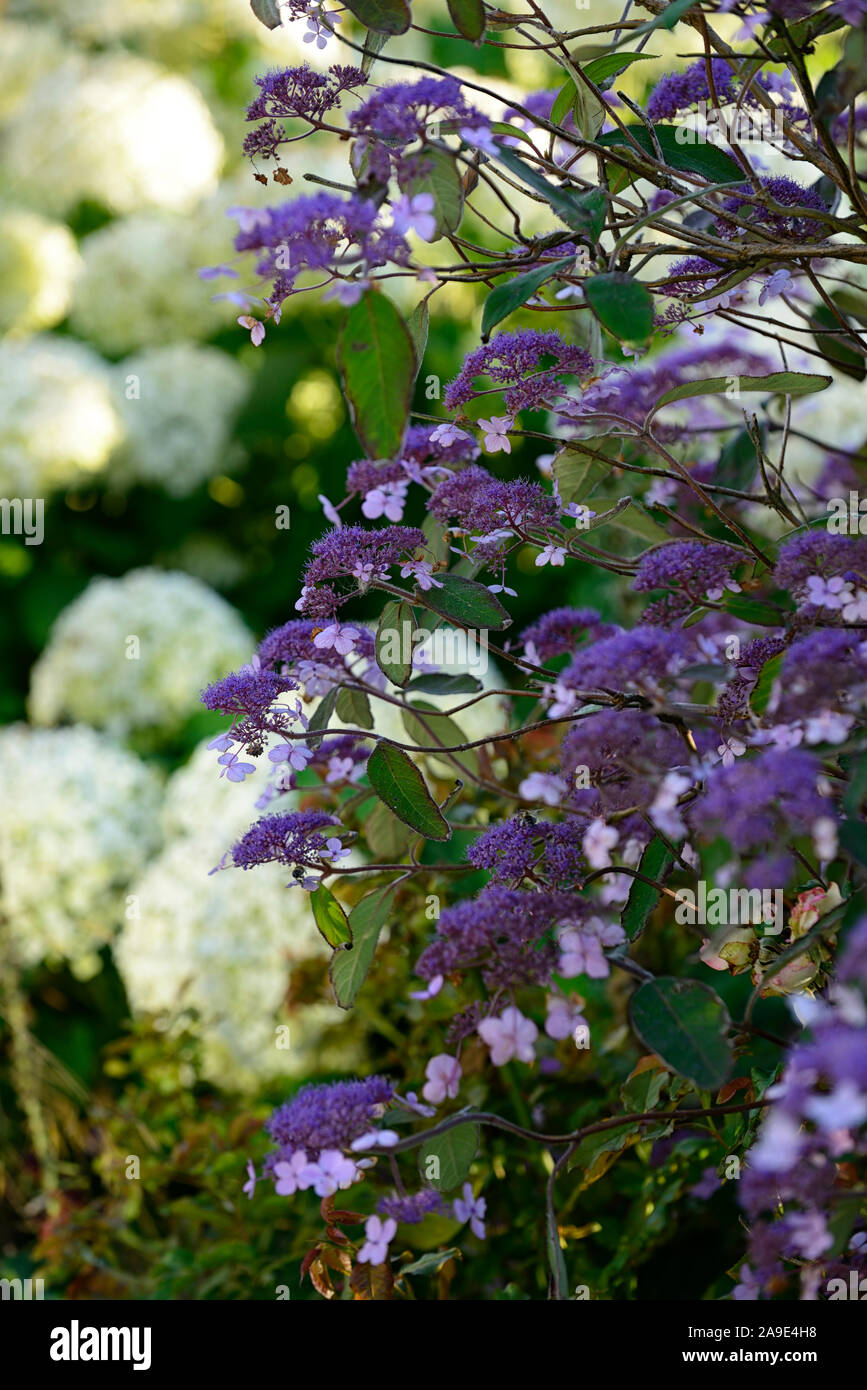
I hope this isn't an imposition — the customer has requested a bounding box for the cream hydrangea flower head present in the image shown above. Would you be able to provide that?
[111,344,250,496]
[3,52,223,217]
[0,211,81,336]
[0,725,162,970]
[0,336,121,496]
[28,568,254,741]
[116,737,364,1091]
[0,21,66,121]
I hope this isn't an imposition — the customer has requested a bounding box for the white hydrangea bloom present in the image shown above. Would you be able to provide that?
[0,336,122,496]
[3,53,223,216]
[0,21,67,121]
[116,738,363,1090]
[111,344,250,496]
[0,725,162,969]
[28,568,254,740]
[69,210,238,355]
[0,211,81,336]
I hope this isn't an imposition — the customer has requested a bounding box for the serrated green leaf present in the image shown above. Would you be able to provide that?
[337,290,415,457]
[629,977,733,1090]
[420,572,511,631]
[330,878,399,1008]
[310,882,353,950]
[654,371,832,412]
[336,685,374,730]
[447,0,485,41]
[376,599,415,687]
[367,741,451,841]
[419,1123,479,1190]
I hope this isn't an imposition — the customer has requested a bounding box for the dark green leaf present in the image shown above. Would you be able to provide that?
[493,144,607,241]
[839,819,867,870]
[376,599,415,687]
[310,883,353,950]
[629,977,733,1090]
[249,0,281,26]
[308,685,339,748]
[336,685,374,730]
[584,272,653,343]
[408,671,482,695]
[337,290,416,457]
[399,1248,462,1276]
[749,651,783,716]
[717,427,761,491]
[420,572,511,631]
[722,594,790,627]
[364,800,413,859]
[810,304,866,382]
[631,0,699,38]
[582,52,655,87]
[621,836,676,941]
[360,29,390,75]
[553,440,617,505]
[597,125,744,185]
[367,741,451,840]
[419,1122,478,1190]
[481,257,576,339]
[447,0,485,41]
[330,878,399,1008]
[342,0,410,35]
[407,300,430,375]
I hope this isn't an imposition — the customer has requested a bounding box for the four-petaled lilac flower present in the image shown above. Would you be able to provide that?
[273,1149,310,1195]
[535,544,567,568]
[582,818,618,869]
[350,1129,401,1151]
[392,193,437,242]
[453,1182,486,1239]
[758,268,791,305]
[357,1215,397,1265]
[313,622,360,655]
[422,1053,462,1104]
[518,772,567,806]
[218,750,257,782]
[478,416,513,453]
[299,1148,358,1196]
[269,742,315,772]
[400,558,444,591]
[478,1006,538,1065]
[243,1159,257,1200]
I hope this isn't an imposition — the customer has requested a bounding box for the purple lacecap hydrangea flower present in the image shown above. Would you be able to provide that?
[444,329,595,413]
[646,58,737,121]
[561,625,687,697]
[429,465,559,536]
[519,607,616,664]
[243,64,367,160]
[297,524,427,616]
[560,707,695,826]
[348,76,484,146]
[689,748,828,854]
[265,1076,395,1161]
[377,1188,444,1224]
[634,541,742,604]
[773,628,867,723]
[720,176,828,243]
[774,532,867,598]
[201,666,298,718]
[468,815,588,886]
[232,808,341,870]
[400,423,480,468]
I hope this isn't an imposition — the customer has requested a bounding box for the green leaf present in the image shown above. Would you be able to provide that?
[337,290,415,457]
[839,819,867,870]
[716,427,762,491]
[582,52,656,87]
[749,651,784,716]
[447,0,485,41]
[843,749,867,818]
[810,304,867,382]
[420,572,511,631]
[367,741,451,841]
[361,29,390,76]
[493,144,607,242]
[376,599,415,687]
[399,1248,462,1277]
[481,257,576,339]
[597,125,744,186]
[249,0,281,27]
[405,147,464,239]
[419,1122,479,1190]
[308,685,339,747]
[722,594,790,627]
[629,977,733,1091]
[364,800,413,859]
[546,1204,569,1300]
[402,700,480,778]
[653,371,832,412]
[330,878,398,1008]
[407,300,430,375]
[552,439,616,505]
[584,272,653,343]
[342,0,410,35]
[408,671,482,695]
[336,685,374,730]
[310,883,353,951]
[621,836,676,941]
